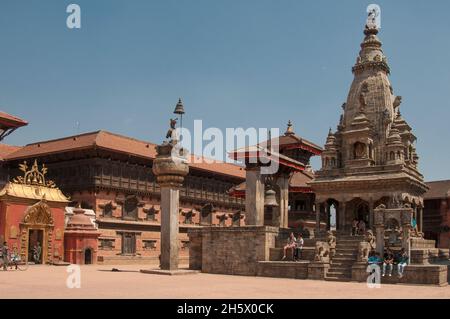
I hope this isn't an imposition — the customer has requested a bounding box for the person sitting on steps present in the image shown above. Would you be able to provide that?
[382,248,394,277]
[282,232,296,261]
[293,233,304,261]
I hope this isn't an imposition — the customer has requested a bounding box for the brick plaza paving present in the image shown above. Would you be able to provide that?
[0,264,449,299]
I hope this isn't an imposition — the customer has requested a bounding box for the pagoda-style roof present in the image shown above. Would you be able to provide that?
[229,169,315,198]
[0,111,28,141]
[229,144,306,172]
[5,130,245,180]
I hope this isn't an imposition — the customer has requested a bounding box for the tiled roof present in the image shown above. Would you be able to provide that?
[424,180,450,200]
[0,111,28,128]
[5,131,245,179]
[0,144,22,161]
[289,170,315,188]
[230,170,315,194]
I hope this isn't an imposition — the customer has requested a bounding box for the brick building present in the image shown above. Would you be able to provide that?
[423,180,450,249]
[1,130,246,264]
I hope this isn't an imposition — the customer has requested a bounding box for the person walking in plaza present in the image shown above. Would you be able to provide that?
[293,234,304,261]
[396,248,409,278]
[382,248,394,277]
[282,232,296,261]
[2,242,9,271]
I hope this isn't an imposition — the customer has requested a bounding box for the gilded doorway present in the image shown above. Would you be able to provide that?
[19,200,54,264]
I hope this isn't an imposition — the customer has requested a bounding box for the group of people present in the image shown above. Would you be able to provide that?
[351,218,367,236]
[0,241,42,270]
[282,232,304,261]
[368,247,409,278]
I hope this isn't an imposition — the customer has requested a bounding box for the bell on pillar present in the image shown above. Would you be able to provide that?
[264,188,279,208]
[173,98,185,115]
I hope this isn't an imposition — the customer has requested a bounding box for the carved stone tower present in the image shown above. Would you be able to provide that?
[310,20,428,234]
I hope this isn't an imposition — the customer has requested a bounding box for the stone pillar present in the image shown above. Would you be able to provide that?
[339,201,346,234]
[419,206,424,233]
[374,207,385,256]
[277,175,290,229]
[160,187,180,270]
[369,199,374,230]
[245,167,265,226]
[152,143,189,271]
[375,224,384,256]
[315,201,321,235]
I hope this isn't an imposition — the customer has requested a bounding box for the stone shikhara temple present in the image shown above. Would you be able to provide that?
[188,21,450,286]
[0,13,449,285]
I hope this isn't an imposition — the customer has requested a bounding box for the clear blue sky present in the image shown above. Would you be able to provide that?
[0,0,449,181]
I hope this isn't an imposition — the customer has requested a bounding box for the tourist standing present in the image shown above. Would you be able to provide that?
[282,232,296,261]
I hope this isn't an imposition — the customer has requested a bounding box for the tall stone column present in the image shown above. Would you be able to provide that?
[369,199,374,230]
[339,201,346,234]
[152,143,189,271]
[245,167,265,226]
[419,205,424,233]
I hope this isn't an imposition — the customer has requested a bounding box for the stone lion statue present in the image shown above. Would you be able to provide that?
[327,231,336,257]
[314,241,330,263]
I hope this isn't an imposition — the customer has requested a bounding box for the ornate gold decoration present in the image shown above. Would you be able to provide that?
[13,160,56,188]
[23,201,54,226]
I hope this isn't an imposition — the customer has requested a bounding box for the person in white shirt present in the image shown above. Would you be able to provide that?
[294,234,304,261]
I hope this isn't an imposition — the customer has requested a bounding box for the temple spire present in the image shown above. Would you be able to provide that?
[352,20,390,75]
[284,120,295,136]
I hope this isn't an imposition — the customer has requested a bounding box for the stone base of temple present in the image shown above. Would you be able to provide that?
[188,226,450,286]
[352,263,448,286]
[257,261,309,279]
[140,268,200,276]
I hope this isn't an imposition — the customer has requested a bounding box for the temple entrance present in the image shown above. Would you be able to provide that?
[329,204,337,231]
[84,248,92,264]
[28,229,43,263]
[356,203,369,225]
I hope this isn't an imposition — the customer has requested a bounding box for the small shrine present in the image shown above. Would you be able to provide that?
[64,206,101,265]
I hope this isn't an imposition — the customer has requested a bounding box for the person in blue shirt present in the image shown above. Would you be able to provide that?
[396,248,409,278]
